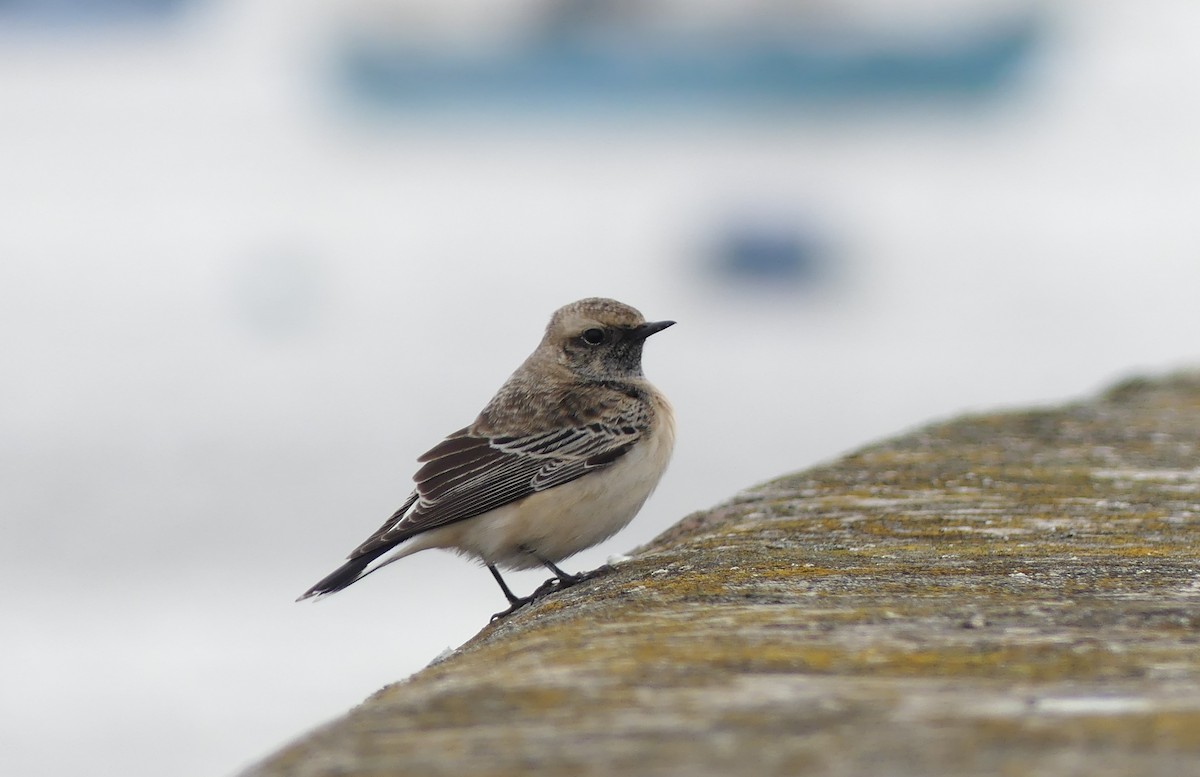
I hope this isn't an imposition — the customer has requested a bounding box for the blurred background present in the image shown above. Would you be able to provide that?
[2,0,1198,775]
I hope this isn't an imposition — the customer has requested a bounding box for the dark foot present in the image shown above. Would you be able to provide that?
[487,564,534,621]
[488,562,618,621]
[527,563,617,603]
[490,576,565,621]
[532,553,616,588]
[490,596,534,622]
[549,563,616,588]
[572,563,616,583]
[527,576,566,602]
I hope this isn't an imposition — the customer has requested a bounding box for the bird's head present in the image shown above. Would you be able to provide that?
[542,297,674,381]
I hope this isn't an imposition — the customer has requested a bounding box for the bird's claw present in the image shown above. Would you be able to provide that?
[489,563,618,622]
[574,563,616,583]
[490,596,534,622]
[538,562,616,596]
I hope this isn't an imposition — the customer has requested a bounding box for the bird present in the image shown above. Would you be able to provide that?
[298,297,675,619]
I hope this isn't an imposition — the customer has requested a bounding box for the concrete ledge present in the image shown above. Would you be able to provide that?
[245,371,1200,777]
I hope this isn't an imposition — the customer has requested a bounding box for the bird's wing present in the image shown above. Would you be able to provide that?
[347,420,643,559]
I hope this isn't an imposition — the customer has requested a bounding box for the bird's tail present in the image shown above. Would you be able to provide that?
[296,549,387,602]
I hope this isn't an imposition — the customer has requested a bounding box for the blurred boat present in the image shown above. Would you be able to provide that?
[0,0,190,27]
[332,0,1044,113]
[709,218,833,288]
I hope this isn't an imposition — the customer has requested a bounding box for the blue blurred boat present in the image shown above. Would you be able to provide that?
[710,220,832,287]
[0,0,190,27]
[335,1,1043,113]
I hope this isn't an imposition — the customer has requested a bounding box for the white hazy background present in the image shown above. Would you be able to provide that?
[3,1,1198,776]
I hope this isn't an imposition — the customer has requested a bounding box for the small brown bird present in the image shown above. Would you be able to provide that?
[298,297,675,618]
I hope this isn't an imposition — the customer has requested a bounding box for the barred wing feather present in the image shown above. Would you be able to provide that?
[349,422,641,559]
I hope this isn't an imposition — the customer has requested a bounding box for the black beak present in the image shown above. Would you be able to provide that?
[631,320,676,341]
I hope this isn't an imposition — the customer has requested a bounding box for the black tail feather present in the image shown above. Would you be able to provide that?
[296,547,389,602]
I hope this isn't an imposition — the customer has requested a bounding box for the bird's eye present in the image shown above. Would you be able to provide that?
[580,328,605,345]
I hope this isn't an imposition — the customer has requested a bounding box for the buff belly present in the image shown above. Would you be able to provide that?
[381,410,675,572]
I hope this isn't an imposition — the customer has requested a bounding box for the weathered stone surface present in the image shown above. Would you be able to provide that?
[245,372,1200,777]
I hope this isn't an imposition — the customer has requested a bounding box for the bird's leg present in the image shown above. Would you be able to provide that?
[490,553,620,621]
[539,556,585,586]
[487,564,534,621]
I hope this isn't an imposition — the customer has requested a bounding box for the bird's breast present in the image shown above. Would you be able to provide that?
[456,389,674,569]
